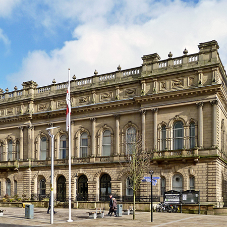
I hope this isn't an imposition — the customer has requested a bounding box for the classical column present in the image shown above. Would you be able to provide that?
[3,141,6,161]
[115,115,120,155]
[141,110,146,151]
[31,126,34,160]
[211,100,218,147]
[90,118,96,157]
[19,127,24,160]
[153,108,158,150]
[71,121,75,157]
[197,102,203,148]
[27,125,31,159]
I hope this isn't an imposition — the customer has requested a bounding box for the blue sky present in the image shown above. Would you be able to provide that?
[0,0,227,91]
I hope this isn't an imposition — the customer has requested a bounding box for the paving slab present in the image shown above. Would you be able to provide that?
[0,207,227,227]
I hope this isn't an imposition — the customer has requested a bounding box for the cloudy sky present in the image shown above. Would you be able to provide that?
[0,0,227,91]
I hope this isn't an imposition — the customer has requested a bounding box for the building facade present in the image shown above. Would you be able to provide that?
[0,40,227,207]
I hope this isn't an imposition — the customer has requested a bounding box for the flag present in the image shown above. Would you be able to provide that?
[66,69,71,131]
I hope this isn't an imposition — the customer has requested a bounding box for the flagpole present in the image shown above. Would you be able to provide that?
[67,68,73,222]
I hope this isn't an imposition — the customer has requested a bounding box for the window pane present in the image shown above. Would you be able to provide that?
[60,135,67,159]
[40,137,47,160]
[190,176,195,190]
[173,121,184,150]
[190,123,195,149]
[80,133,88,158]
[8,140,13,161]
[161,125,166,150]
[126,127,136,154]
[6,179,11,196]
[14,180,17,195]
[102,130,111,156]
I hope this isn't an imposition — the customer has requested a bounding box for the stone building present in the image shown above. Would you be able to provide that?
[0,40,227,207]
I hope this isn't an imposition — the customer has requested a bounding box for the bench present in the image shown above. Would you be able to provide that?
[96,208,104,218]
[87,211,97,219]
[87,208,104,219]
[123,206,135,215]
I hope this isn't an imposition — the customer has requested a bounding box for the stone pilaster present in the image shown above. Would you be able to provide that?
[153,108,158,150]
[211,100,218,147]
[197,102,203,148]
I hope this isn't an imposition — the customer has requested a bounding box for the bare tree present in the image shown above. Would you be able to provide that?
[122,133,151,220]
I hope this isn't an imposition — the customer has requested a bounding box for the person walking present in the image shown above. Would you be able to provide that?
[47,196,56,214]
[108,194,114,216]
[112,197,117,216]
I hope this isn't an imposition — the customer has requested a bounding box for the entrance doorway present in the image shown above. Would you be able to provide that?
[77,175,88,201]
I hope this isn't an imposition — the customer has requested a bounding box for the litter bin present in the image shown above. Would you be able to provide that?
[25,204,34,219]
[116,204,122,217]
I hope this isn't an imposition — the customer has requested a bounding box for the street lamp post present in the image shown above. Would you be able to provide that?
[46,126,59,224]
[149,170,154,222]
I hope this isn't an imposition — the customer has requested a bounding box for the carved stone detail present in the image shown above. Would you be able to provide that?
[79,96,89,104]
[125,88,136,96]
[100,92,111,100]
[172,79,183,88]
[7,109,13,115]
[57,100,66,109]
[38,103,48,112]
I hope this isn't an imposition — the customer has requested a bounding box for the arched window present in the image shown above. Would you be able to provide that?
[102,130,111,156]
[173,121,184,150]
[100,174,111,201]
[57,176,66,202]
[126,127,136,154]
[77,175,88,201]
[40,179,46,196]
[189,176,195,190]
[6,179,11,196]
[189,122,195,149]
[126,177,133,196]
[161,125,167,150]
[14,180,17,195]
[80,133,88,158]
[8,140,13,161]
[59,135,67,159]
[172,174,183,191]
[161,176,166,196]
[40,137,47,160]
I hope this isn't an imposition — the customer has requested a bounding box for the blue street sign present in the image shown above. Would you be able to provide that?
[152,177,160,180]
[152,180,157,186]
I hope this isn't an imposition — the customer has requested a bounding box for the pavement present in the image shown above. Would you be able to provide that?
[0,207,227,227]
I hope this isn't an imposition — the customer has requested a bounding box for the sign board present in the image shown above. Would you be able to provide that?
[181,190,200,204]
[142,177,158,186]
[164,190,181,204]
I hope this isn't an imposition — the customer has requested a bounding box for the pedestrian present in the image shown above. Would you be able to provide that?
[108,194,114,216]
[112,197,117,216]
[47,196,56,214]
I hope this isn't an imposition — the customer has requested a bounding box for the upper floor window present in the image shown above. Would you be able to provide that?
[102,130,111,156]
[190,122,195,149]
[126,177,133,196]
[16,140,19,160]
[40,137,47,160]
[80,133,88,158]
[161,125,167,151]
[59,135,67,159]
[173,121,184,150]
[8,140,13,161]
[126,127,136,154]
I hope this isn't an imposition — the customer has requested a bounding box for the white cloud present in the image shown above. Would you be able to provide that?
[0,0,21,18]
[7,0,227,88]
[0,28,10,49]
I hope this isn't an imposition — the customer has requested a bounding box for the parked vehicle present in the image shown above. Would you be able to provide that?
[156,202,179,213]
